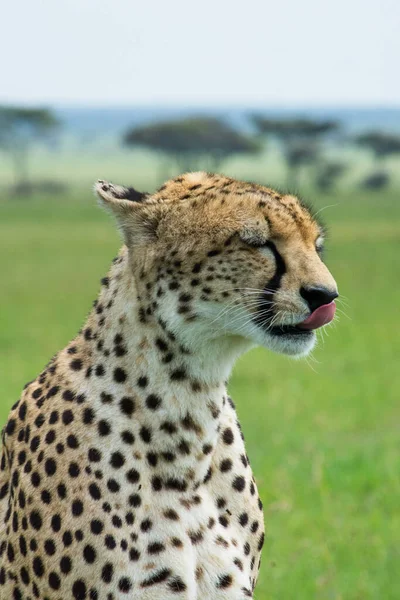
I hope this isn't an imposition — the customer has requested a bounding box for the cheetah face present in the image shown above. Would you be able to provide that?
[96,173,338,359]
[201,233,338,358]
[154,231,337,359]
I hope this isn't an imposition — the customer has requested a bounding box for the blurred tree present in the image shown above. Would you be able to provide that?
[354,132,400,161]
[284,142,318,189]
[354,132,400,192]
[315,161,347,192]
[251,117,339,140]
[0,106,59,191]
[251,116,340,188]
[123,116,261,173]
[360,171,390,191]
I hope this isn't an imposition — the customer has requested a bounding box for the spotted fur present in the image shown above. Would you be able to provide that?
[0,172,337,599]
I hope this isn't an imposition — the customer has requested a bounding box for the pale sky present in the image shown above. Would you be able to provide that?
[1,0,399,106]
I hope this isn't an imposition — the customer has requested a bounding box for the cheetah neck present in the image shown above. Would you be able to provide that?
[67,250,237,488]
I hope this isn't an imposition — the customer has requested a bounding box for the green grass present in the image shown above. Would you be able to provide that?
[1,188,399,599]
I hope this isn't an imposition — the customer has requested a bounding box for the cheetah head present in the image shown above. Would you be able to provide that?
[96,172,338,369]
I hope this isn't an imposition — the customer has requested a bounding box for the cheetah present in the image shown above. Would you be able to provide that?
[0,172,338,599]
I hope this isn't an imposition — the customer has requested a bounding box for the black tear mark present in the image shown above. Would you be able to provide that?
[253,241,286,328]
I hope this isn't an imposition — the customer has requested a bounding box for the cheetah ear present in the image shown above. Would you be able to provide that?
[95,180,148,204]
[95,180,159,245]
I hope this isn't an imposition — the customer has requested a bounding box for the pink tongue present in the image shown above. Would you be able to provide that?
[298,302,336,330]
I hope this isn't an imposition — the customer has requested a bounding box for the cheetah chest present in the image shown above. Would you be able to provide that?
[122,486,260,598]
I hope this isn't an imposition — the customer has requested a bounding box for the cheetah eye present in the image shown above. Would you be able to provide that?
[240,234,283,266]
[244,238,275,251]
[244,238,283,265]
[315,237,325,255]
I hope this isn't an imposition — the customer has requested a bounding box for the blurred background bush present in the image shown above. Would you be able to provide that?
[1,105,400,195]
[1,1,399,598]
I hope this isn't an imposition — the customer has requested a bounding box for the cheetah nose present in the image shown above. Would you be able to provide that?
[300,286,338,312]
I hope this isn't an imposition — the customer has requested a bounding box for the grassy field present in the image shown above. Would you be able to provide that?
[1,186,399,599]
